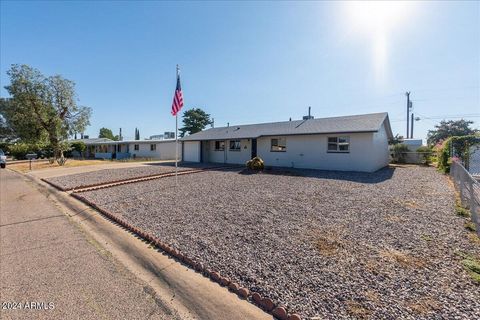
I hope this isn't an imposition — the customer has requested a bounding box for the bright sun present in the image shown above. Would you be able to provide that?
[343,1,414,82]
[345,1,410,34]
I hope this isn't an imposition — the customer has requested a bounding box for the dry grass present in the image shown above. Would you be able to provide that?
[379,248,427,269]
[403,200,421,209]
[407,297,441,315]
[311,230,345,257]
[8,159,105,173]
[364,290,380,304]
[385,214,405,223]
[467,233,480,245]
[346,300,371,319]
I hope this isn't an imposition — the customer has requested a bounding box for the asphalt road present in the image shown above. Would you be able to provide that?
[0,169,179,320]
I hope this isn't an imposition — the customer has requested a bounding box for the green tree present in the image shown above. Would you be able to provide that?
[99,127,118,140]
[388,133,404,145]
[179,108,212,137]
[3,64,91,158]
[1,97,46,143]
[427,119,478,146]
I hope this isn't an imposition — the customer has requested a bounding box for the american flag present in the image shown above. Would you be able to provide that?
[171,74,184,116]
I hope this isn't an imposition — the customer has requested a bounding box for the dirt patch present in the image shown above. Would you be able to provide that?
[379,248,427,269]
[346,300,371,319]
[407,297,442,315]
[9,159,105,173]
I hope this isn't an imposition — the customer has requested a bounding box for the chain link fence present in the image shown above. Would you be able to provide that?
[450,160,480,236]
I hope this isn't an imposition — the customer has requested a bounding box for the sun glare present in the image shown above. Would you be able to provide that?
[344,1,414,83]
[346,1,410,34]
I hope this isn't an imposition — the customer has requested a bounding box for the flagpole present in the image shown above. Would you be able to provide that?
[175,64,179,187]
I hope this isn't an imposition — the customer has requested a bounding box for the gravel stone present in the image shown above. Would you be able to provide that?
[45,163,222,190]
[79,166,480,319]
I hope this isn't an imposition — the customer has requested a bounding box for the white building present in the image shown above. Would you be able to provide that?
[180,112,393,172]
[71,138,180,160]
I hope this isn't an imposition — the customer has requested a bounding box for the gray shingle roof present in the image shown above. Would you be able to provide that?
[181,112,393,141]
[69,138,114,144]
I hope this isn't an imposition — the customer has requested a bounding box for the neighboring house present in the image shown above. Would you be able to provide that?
[180,112,393,172]
[70,138,180,160]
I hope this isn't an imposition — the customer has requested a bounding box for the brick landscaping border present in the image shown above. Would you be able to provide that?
[71,191,303,320]
[41,165,238,193]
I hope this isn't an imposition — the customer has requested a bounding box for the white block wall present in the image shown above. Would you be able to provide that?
[203,139,252,165]
[128,141,181,160]
[257,132,386,172]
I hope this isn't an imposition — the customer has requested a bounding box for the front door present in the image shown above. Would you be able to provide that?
[251,138,257,158]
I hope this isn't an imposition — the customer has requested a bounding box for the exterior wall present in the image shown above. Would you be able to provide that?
[95,152,112,159]
[370,123,390,171]
[225,139,251,165]
[206,140,225,163]
[203,139,252,165]
[183,141,201,162]
[128,141,180,160]
[257,133,381,172]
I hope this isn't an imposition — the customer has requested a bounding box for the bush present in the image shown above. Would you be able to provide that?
[246,156,264,171]
[416,146,433,165]
[436,135,480,173]
[9,143,33,160]
[70,141,86,154]
[391,144,409,163]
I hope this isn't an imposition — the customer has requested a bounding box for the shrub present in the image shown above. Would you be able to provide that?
[436,135,480,173]
[391,144,409,163]
[246,156,264,171]
[9,143,33,160]
[455,205,470,218]
[416,146,433,165]
[70,141,86,154]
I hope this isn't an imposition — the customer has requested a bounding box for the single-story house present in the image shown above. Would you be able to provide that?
[180,112,393,172]
[70,138,181,160]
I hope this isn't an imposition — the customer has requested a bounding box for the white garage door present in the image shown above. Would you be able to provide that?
[183,141,201,162]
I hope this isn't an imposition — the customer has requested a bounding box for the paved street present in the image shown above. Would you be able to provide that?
[0,169,179,320]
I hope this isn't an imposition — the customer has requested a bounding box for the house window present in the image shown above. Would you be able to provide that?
[150,144,156,151]
[327,136,350,152]
[271,137,286,152]
[229,140,241,151]
[134,144,139,151]
[214,141,225,151]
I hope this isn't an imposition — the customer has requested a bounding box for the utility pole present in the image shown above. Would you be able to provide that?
[406,91,411,138]
[410,113,414,138]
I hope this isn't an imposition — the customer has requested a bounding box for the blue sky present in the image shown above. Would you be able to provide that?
[1,1,479,142]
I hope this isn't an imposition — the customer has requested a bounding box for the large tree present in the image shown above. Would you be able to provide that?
[99,127,118,140]
[427,119,478,146]
[179,108,212,137]
[0,98,19,142]
[3,64,91,157]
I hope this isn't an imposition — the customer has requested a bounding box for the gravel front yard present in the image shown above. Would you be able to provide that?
[44,163,220,190]
[79,166,480,319]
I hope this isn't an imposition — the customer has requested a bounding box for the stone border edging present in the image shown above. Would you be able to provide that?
[41,166,239,193]
[70,191,303,320]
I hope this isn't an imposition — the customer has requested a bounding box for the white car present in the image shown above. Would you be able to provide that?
[0,149,6,168]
